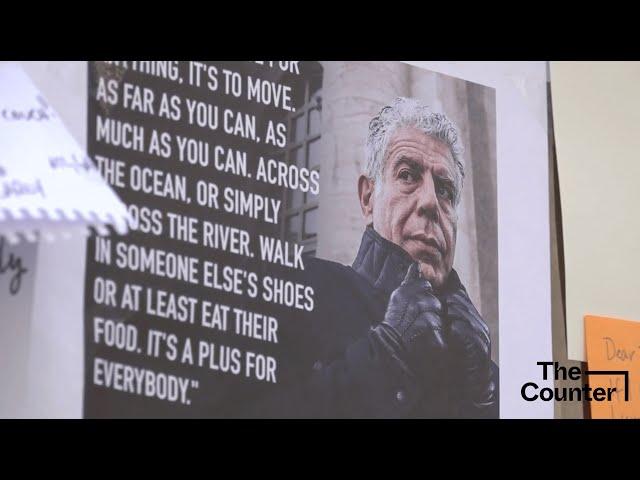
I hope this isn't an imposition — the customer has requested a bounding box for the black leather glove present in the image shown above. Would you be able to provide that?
[372,262,448,389]
[444,284,497,417]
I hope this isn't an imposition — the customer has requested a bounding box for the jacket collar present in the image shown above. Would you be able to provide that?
[351,226,462,297]
[352,226,415,296]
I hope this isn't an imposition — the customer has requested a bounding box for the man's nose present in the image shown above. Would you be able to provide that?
[416,171,439,221]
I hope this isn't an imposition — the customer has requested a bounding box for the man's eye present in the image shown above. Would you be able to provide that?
[398,170,417,183]
[437,183,454,201]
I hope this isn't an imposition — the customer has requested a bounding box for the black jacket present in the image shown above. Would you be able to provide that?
[237,227,499,418]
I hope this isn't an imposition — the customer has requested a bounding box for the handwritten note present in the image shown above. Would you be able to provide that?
[585,315,640,419]
[0,236,28,295]
[0,63,129,241]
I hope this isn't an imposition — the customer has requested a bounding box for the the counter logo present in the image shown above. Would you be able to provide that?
[521,362,629,402]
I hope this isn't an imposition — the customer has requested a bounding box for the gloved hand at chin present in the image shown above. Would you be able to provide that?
[372,262,450,392]
[373,261,497,417]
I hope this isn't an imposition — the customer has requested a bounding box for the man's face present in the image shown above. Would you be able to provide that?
[371,126,459,288]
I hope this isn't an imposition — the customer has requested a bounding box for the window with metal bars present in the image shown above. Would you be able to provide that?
[277,62,323,259]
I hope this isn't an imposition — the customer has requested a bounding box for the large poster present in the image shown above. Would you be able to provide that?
[84,61,500,417]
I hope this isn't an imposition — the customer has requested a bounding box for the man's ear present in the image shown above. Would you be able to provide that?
[358,174,375,226]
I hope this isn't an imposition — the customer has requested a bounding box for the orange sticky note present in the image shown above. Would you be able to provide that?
[585,315,640,419]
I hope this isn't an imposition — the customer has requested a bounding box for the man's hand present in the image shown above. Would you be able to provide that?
[444,285,497,416]
[373,262,448,388]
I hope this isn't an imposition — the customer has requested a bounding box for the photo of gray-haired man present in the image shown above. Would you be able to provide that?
[239,97,498,418]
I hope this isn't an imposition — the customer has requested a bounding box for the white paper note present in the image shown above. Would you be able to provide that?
[0,63,129,242]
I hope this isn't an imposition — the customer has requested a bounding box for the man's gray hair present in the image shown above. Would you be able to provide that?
[365,97,465,204]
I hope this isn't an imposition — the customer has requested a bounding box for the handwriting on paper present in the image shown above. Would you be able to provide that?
[0,237,28,295]
[49,154,95,174]
[0,178,45,200]
[604,337,638,362]
[0,95,54,122]
[585,315,640,419]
